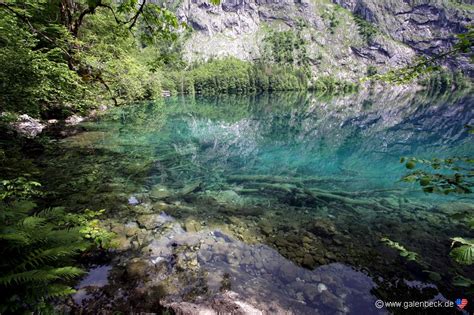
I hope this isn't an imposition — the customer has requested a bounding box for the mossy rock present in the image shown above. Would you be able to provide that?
[184,218,202,233]
[126,258,150,280]
[150,185,173,200]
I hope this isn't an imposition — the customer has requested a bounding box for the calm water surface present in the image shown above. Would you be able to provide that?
[44,90,473,314]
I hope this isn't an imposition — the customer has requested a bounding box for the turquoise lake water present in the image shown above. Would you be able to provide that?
[43,90,473,313]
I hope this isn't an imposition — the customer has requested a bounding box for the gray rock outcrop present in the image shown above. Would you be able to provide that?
[162,0,472,79]
[167,0,416,80]
[13,114,46,138]
[333,0,473,74]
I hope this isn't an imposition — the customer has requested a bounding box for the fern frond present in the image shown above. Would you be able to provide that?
[0,231,31,245]
[21,216,47,229]
[48,266,85,280]
[43,284,76,299]
[14,244,85,271]
[0,266,84,286]
[11,200,37,213]
[450,245,474,265]
[36,207,66,220]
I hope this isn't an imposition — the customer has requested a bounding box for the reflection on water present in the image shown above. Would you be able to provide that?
[73,265,111,305]
[45,89,473,313]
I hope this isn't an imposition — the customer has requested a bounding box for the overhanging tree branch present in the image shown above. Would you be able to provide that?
[127,0,146,30]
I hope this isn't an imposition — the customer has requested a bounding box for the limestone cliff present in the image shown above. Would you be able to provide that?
[163,0,472,80]
[332,0,473,74]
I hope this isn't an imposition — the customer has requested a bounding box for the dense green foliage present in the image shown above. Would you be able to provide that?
[0,12,87,117]
[190,58,308,94]
[160,57,357,95]
[158,27,356,96]
[0,0,361,119]
[421,70,472,94]
[0,154,115,312]
[156,26,357,96]
[0,177,91,313]
[0,0,184,118]
[262,28,309,67]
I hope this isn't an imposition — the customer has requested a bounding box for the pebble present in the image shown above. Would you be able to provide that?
[128,196,140,205]
[317,283,328,293]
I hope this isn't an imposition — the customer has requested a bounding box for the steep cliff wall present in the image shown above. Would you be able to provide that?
[332,0,473,74]
[164,0,472,80]
[167,0,416,81]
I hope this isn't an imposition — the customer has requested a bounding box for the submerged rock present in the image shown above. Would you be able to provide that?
[308,219,338,238]
[436,202,474,214]
[317,283,328,293]
[126,258,149,280]
[137,213,175,230]
[165,291,264,315]
[184,218,202,233]
[180,181,202,195]
[128,196,140,205]
[150,185,173,200]
[213,190,245,206]
[303,283,319,302]
[320,290,345,312]
[73,265,112,305]
[258,221,273,236]
[114,235,132,251]
[302,254,316,269]
[279,262,300,283]
[123,221,142,237]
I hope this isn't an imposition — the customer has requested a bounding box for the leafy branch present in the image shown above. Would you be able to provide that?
[400,155,473,194]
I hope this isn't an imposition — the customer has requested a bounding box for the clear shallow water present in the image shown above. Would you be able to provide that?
[45,90,473,313]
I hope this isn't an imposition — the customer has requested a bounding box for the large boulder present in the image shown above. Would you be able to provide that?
[13,114,45,138]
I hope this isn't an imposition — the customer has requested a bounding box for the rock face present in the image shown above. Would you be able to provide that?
[168,0,416,80]
[13,114,46,138]
[332,0,473,74]
[165,0,472,78]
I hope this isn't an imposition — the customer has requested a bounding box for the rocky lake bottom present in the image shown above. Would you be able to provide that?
[37,90,473,314]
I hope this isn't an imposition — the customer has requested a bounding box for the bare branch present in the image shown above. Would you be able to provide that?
[128,0,146,30]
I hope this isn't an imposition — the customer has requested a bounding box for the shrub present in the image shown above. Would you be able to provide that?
[353,15,378,43]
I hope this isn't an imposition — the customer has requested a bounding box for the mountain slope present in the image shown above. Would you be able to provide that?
[332,0,473,75]
[168,0,416,81]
